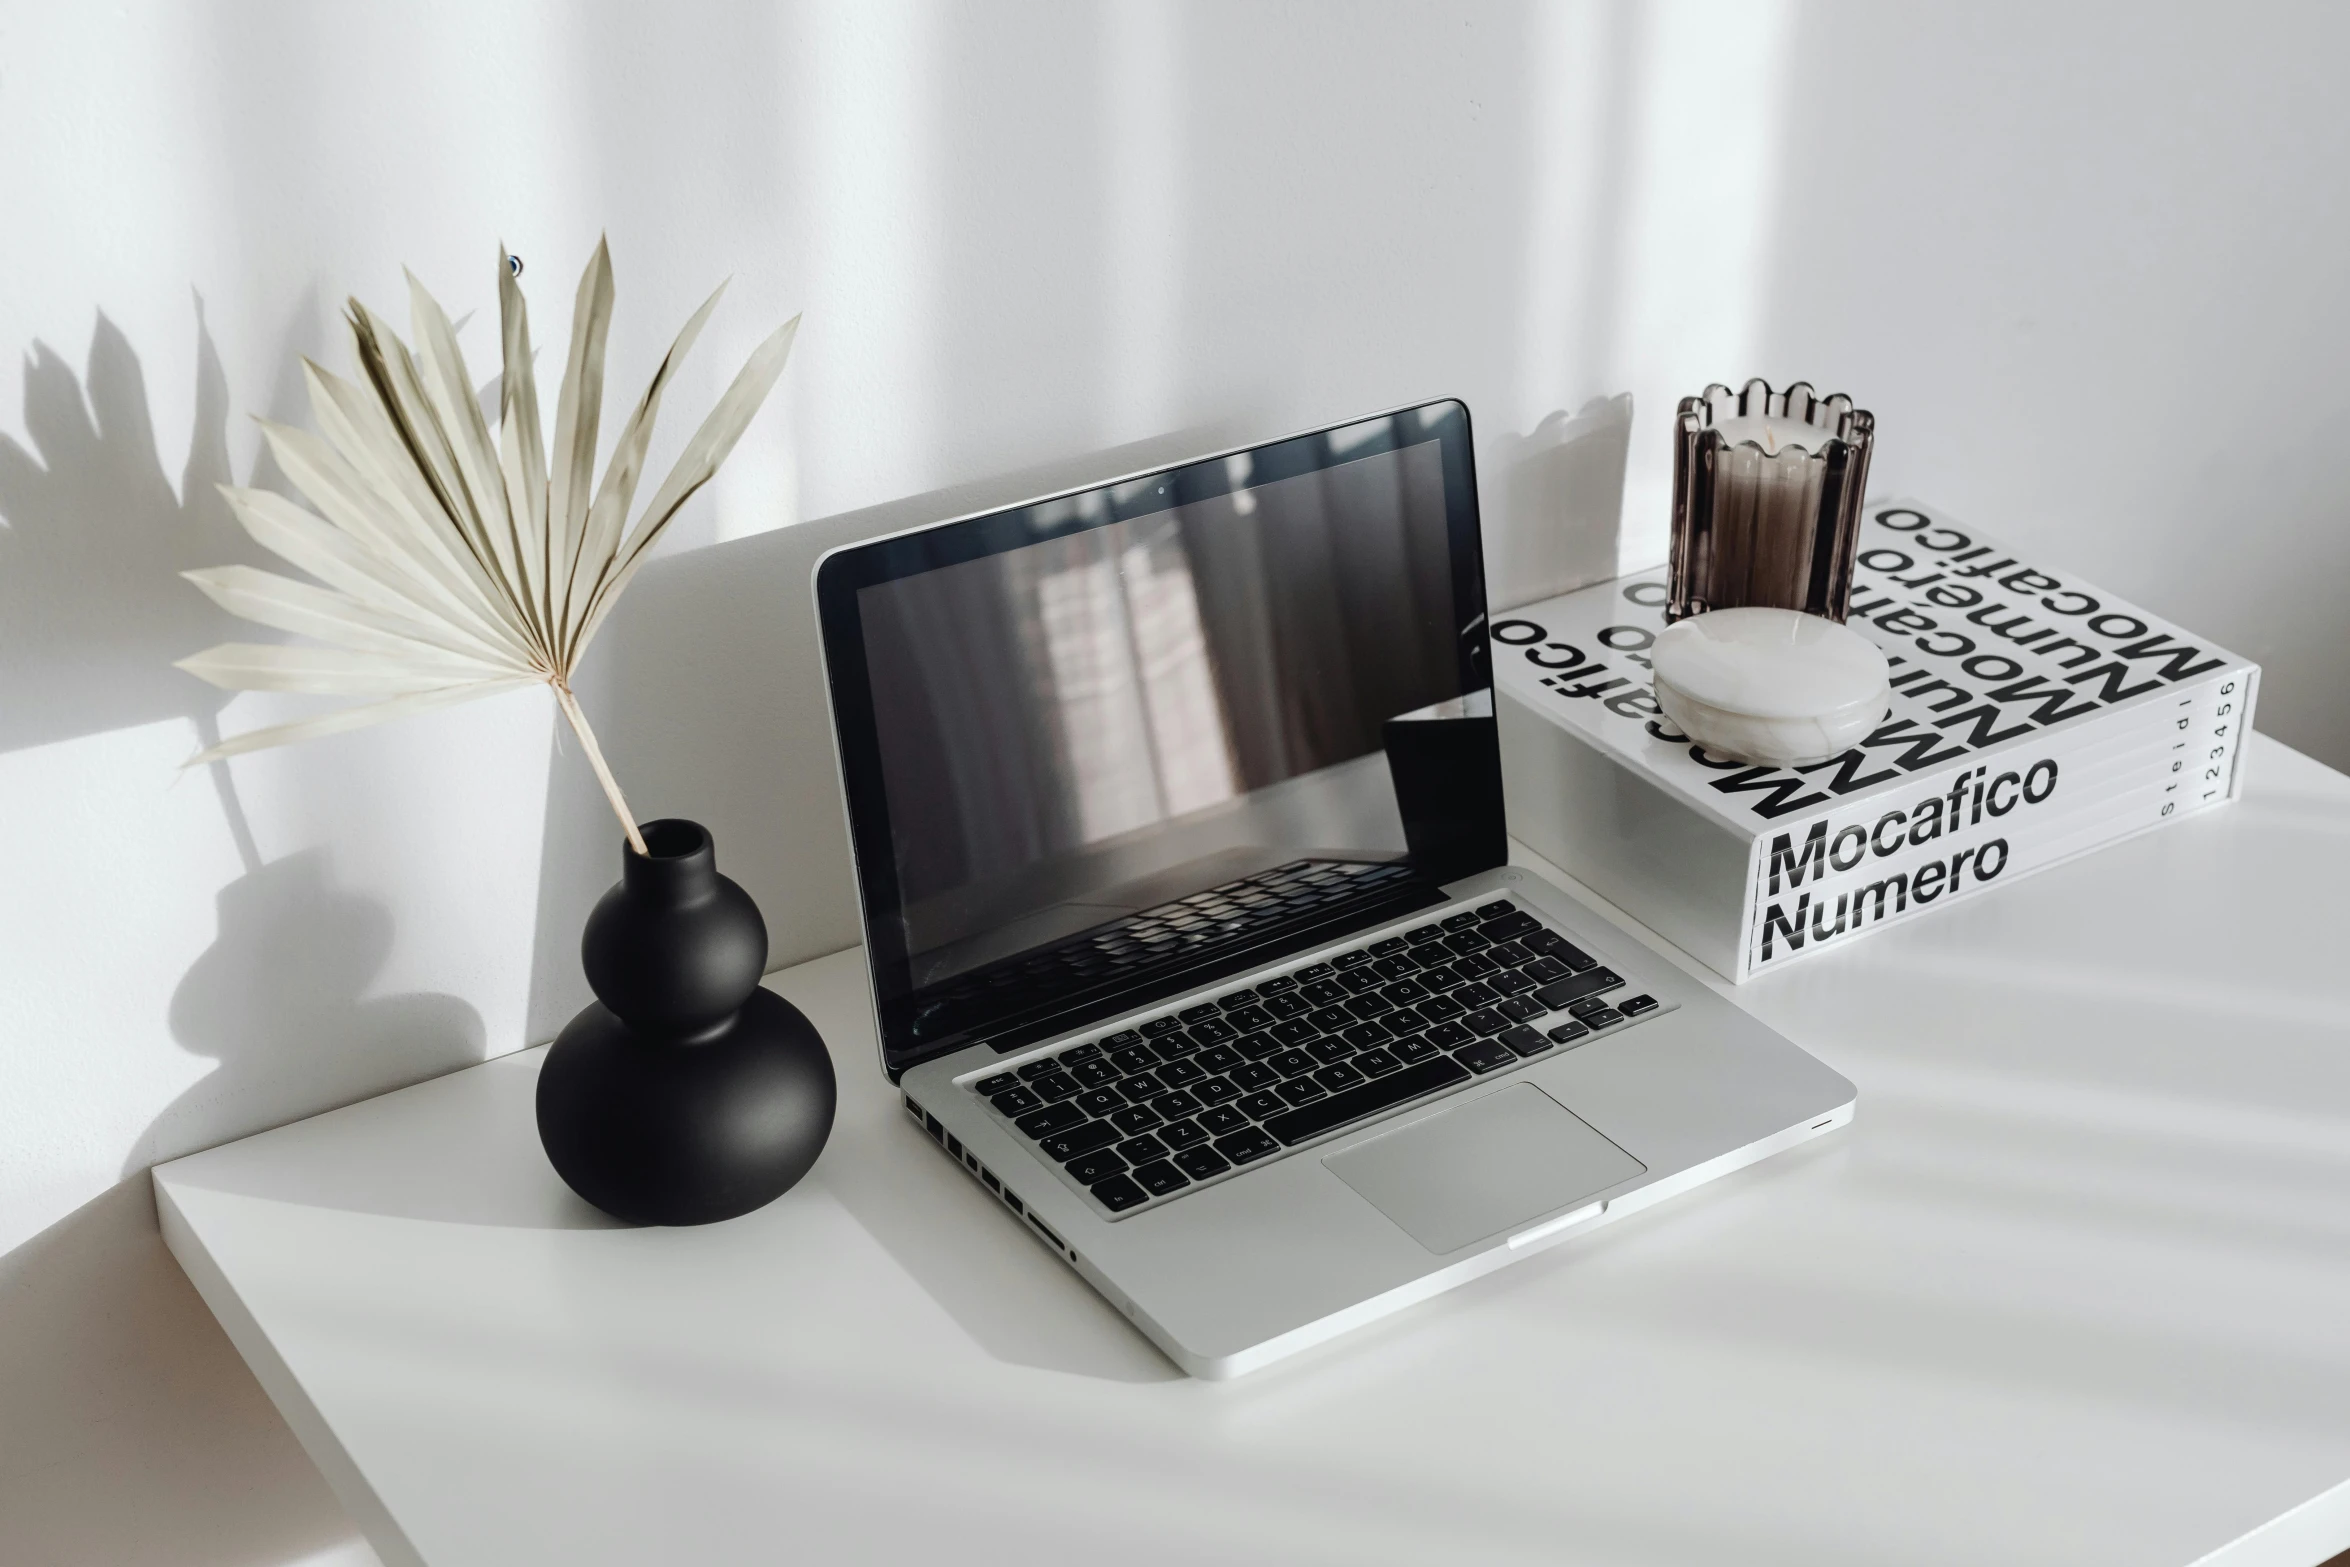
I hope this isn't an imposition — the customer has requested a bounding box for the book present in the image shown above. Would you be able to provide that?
[1492,498,2259,981]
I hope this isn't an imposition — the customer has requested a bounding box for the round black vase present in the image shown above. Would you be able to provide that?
[537,819,836,1225]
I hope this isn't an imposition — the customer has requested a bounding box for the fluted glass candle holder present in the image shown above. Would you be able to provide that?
[1667,379,1876,624]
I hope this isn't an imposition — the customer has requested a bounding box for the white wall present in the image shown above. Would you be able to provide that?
[5,3,2347,1561]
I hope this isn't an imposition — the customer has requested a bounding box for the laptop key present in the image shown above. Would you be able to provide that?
[1405,923,1446,943]
[1189,1019,1238,1044]
[1015,1059,1061,1082]
[1194,1074,1240,1104]
[1455,1039,1517,1073]
[1256,974,1298,995]
[1474,899,1515,919]
[1236,1090,1286,1120]
[1040,1121,1119,1161]
[1270,1019,1319,1046]
[1308,1037,1354,1065]
[1534,968,1622,1011]
[1451,982,1498,1008]
[1581,1007,1626,1028]
[1522,956,1571,984]
[991,1086,1043,1116]
[1269,1048,1316,1077]
[1032,1071,1081,1101]
[1567,994,1617,1019]
[1198,1105,1251,1136]
[1119,1070,1167,1099]
[1233,1031,1283,1060]
[1275,1077,1326,1106]
[1527,931,1597,971]
[1178,1003,1221,1023]
[1482,911,1541,941]
[1295,961,1334,980]
[1213,1127,1281,1165]
[1461,1008,1510,1037]
[1441,912,1481,931]
[1157,1058,1207,1088]
[1545,1020,1591,1045]
[1486,969,1535,997]
[1101,1030,1142,1049]
[1499,1025,1551,1058]
[1355,1046,1403,1076]
[1391,1034,1440,1063]
[1110,1105,1163,1134]
[1066,1148,1126,1184]
[976,1073,1020,1096]
[1264,992,1310,1018]
[1062,1042,1104,1064]
[1140,1017,1185,1038]
[1117,1133,1171,1164]
[1313,1062,1366,1092]
[1016,1103,1087,1138]
[1263,1055,1471,1146]
[1618,994,1660,1017]
[1196,1045,1243,1073]
[1424,1020,1473,1048]
[1306,1006,1353,1032]
[1223,1005,1272,1031]
[1370,936,1409,955]
[1074,1088,1125,1118]
[1132,1160,1191,1197]
[1152,1090,1203,1120]
[1092,1174,1148,1212]
[1072,1058,1120,1087]
[1175,1145,1232,1180]
[1300,979,1347,1006]
[1109,1046,1157,1073]
[1159,1118,1208,1150]
[1497,995,1545,1023]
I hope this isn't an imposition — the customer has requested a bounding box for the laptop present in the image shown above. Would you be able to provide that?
[812,399,1855,1378]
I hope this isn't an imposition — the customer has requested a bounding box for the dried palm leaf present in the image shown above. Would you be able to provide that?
[178,240,800,855]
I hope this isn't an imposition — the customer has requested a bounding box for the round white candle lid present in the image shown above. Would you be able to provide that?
[1653,607,1886,719]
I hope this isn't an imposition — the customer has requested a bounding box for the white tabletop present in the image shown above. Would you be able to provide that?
[157,733,2350,1567]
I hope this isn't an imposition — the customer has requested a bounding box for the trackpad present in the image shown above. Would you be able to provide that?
[1324,1084,1646,1254]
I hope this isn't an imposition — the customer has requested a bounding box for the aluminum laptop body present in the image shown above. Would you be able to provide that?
[812,400,1854,1378]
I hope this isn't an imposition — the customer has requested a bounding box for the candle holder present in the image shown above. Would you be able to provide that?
[1653,379,1888,767]
[1667,379,1875,623]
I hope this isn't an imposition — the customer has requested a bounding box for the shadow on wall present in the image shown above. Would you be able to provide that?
[0,308,490,1173]
[0,307,266,860]
[1486,394,1635,613]
[129,847,487,1179]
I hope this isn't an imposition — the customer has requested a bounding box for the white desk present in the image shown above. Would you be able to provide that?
[158,734,2350,1567]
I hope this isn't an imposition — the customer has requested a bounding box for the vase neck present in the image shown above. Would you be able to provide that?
[622,819,719,904]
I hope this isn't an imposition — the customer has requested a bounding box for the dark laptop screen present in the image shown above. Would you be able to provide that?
[817,402,1502,1075]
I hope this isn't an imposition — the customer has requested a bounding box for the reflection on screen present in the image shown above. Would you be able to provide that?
[857,438,1464,990]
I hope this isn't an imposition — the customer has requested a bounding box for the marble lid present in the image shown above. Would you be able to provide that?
[1650,607,1889,720]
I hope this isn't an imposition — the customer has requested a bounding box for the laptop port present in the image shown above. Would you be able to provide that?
[982,1169,1001,1192]
[1028,1214,1063,1249]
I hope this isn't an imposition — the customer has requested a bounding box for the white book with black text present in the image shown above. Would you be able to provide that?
[1493,499,2258,981]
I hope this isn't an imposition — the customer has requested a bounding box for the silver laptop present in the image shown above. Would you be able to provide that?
[813,400,1854,1378]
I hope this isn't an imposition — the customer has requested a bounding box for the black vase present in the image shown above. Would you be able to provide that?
[536,819,836,1225]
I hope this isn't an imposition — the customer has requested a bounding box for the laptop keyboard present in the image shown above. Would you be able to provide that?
[964,897,1671,1219]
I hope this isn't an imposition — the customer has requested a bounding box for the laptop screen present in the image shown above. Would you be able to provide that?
[817,401,1502,1075]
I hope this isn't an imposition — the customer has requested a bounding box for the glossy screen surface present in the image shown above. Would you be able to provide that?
[820,404,1500,1070]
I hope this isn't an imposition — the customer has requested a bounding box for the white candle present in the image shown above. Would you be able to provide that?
[1709,415,1842,456]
